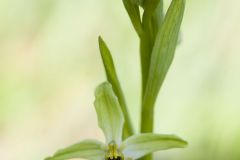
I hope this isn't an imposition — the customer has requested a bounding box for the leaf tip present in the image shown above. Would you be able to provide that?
[175,136,188,148]
[98,35,103,43]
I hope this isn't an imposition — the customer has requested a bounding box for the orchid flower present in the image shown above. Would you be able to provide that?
[45,82,187,160]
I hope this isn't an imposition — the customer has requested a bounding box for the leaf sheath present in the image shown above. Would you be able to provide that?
[141,0,186,133]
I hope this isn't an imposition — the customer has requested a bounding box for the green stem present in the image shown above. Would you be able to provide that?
[140,33,153,96]
[139,94,155,160]
[140,0,163,132]
[139,1,164,160]
[141,102,154,132]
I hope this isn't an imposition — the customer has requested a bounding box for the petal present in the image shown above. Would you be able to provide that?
[45,140,105,160]
[94,82,124,145]
[121,133,187,159]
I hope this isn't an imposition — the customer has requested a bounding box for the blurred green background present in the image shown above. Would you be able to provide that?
[0,0,240,159]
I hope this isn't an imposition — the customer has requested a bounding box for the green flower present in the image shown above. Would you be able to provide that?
[45,82,187,160]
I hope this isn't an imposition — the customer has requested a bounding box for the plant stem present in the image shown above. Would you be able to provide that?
[139,94,155,160]
[139,1,164,160]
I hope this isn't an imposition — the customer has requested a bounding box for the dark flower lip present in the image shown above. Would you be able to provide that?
[107,156,123,160]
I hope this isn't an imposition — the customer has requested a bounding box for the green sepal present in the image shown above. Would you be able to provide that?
[121,133,187,159]
[45,140,105,160]
[94,82,124,145]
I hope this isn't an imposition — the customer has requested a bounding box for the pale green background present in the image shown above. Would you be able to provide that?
[0,0,240,159]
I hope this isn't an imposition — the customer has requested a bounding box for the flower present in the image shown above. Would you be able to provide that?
[45,82,187,160]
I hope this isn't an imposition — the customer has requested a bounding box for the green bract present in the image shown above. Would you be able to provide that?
[98,37,134,139]
[45,82,187,160]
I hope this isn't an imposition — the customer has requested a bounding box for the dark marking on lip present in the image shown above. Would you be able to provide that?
[107,156,122,160]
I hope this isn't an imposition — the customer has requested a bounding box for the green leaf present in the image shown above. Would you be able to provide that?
[142,0,164,36]
[94,82,124,145]
[141,0,185,132]
[121,133,187,159]
[45,140,105,160]
[151,0,164,36]
[142,0,161,13]
[140,0,164,96]
[122,0,143,37]
[98,37,134,139]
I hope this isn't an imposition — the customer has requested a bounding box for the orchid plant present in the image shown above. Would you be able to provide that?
[46,83,187,160]
[45,0,187,160]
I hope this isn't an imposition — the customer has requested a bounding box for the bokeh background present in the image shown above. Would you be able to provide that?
[0,0,240,159]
